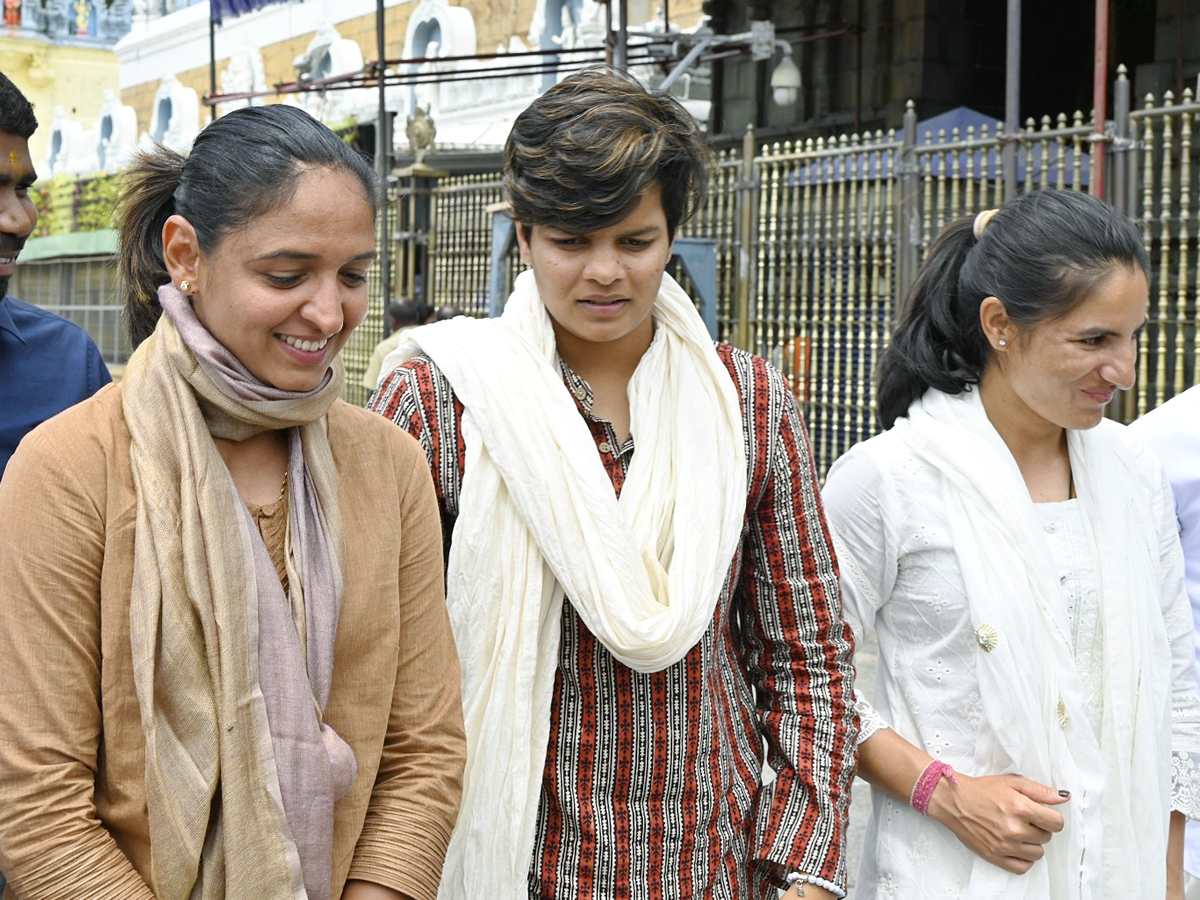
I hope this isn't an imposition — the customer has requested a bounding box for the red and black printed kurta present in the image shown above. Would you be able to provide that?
[368,343,857,899]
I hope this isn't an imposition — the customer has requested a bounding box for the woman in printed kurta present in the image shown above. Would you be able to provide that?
[368,68,857,900]
[823,189,1200,899]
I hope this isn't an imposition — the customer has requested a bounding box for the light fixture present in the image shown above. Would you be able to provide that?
[770,47,800,107]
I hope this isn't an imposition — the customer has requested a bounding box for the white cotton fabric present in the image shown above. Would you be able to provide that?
[823,387,1200,900]
[1131,384,1200,877]
[383,270,748,900]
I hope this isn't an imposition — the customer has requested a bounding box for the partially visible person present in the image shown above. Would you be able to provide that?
[0,104,464,900]
[361,298,422,392]
[432,304,461,322]
[0,70,110,481]
[823,189,1200,899]
[370,68,856,900]
[1132,384,1200,898]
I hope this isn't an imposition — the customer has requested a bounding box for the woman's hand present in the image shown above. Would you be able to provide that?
[926,772,1069,874]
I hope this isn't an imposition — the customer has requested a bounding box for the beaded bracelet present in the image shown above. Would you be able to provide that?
[785,871,844,897]
[910,759,958,816]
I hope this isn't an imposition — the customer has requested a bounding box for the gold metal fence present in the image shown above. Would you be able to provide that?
[342,197,400,407]
[429,174,507,317]
[749,131,900,472]
[409,83,1197,474]
[1129,87,1200,418]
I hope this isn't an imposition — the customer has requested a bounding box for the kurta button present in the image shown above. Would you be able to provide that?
[1044,521,1057,533]
[573,386,587,400]
[975,624,999,652]
[598,441,612,453]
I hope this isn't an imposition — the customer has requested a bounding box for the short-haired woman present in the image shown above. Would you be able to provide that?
[0,104,465,900]
[823,189,1200,899]
[369,68,857,900]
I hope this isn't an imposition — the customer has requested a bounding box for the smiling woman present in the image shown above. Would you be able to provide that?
[0,104,465,900]
[822,190,1200,899]
[158,166,377,393]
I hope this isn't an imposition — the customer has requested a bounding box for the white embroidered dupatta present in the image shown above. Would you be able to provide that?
[896,388,1171,899]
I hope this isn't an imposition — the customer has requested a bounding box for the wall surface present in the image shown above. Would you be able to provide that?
[0,39,120,166]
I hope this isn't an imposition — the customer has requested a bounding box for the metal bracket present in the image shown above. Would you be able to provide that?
[1109,136,1141,153]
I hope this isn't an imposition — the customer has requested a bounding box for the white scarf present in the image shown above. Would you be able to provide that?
[896,388,1172,899]
[385,270,747,900]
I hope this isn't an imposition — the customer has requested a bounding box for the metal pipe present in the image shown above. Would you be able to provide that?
[1112,64,1131,215]
[1177,0,1185,96]
[1002,0,1020,202]
[614,0,628,70]
[204,51,672,105]
[604,2,613,66]
[898,99,919,302]
[208,13,217,122]
[855,0,862,133]
[1092,0,1108,198]
[375,0,390,323]
[658,36,714,91]
[734,125,756,351]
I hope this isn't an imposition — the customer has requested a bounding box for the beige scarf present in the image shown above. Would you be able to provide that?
[386,270,748,900]
[123,286,354,900]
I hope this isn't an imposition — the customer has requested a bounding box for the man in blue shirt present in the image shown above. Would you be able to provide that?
[0,71,111,481]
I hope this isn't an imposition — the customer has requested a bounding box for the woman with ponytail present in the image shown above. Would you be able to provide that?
[824,189,1200,898]
[0,104,465,900]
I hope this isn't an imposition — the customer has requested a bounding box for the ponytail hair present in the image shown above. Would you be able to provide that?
[116,145,186,350]
[875,189,1150,429]
[114,104,379,348]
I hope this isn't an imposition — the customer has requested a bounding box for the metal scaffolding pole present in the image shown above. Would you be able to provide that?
[1002,0,1021,202]
[375,0,391,319]
[1092,0,1108,197]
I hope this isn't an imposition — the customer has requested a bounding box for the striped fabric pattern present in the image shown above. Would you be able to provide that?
[368,344,857,900]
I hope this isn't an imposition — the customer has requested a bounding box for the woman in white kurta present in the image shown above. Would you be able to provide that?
[822,190,1200,899]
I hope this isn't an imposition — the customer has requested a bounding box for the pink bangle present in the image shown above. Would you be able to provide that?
[910,760,958,815]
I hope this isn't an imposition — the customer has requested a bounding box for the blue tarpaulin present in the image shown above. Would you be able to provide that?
[210,0,290,26]
[789,106,1091,188]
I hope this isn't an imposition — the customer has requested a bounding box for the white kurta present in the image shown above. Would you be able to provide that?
[1131,384,1200,878]
[823,420,1200,899]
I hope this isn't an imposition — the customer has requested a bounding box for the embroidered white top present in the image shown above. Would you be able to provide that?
[824,413,1200,899]
[1130,384,1200,877]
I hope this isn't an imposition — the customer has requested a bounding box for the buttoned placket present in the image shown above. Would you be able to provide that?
[558,359,636,469]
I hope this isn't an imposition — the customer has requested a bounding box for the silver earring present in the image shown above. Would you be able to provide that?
[998,338,1007,347]
[179,279,191,293]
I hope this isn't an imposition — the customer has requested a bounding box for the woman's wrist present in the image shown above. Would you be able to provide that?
[784,871,843,898]
[910,759,959,816]
[920,763,966,826]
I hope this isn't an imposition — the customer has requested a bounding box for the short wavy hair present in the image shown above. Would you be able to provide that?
[504,67,711,239]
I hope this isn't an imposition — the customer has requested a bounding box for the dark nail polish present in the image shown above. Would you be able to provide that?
[1058,790,1071,798]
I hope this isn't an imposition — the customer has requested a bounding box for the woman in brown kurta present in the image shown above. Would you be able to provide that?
[0,105,464,900]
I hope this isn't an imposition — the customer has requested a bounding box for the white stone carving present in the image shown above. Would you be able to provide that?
[145,74,200,152]
[219,42,267,113]
[293,22,368,122]
[94,89,139,171]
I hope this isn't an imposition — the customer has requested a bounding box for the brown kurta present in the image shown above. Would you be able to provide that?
[0,384,465,900]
